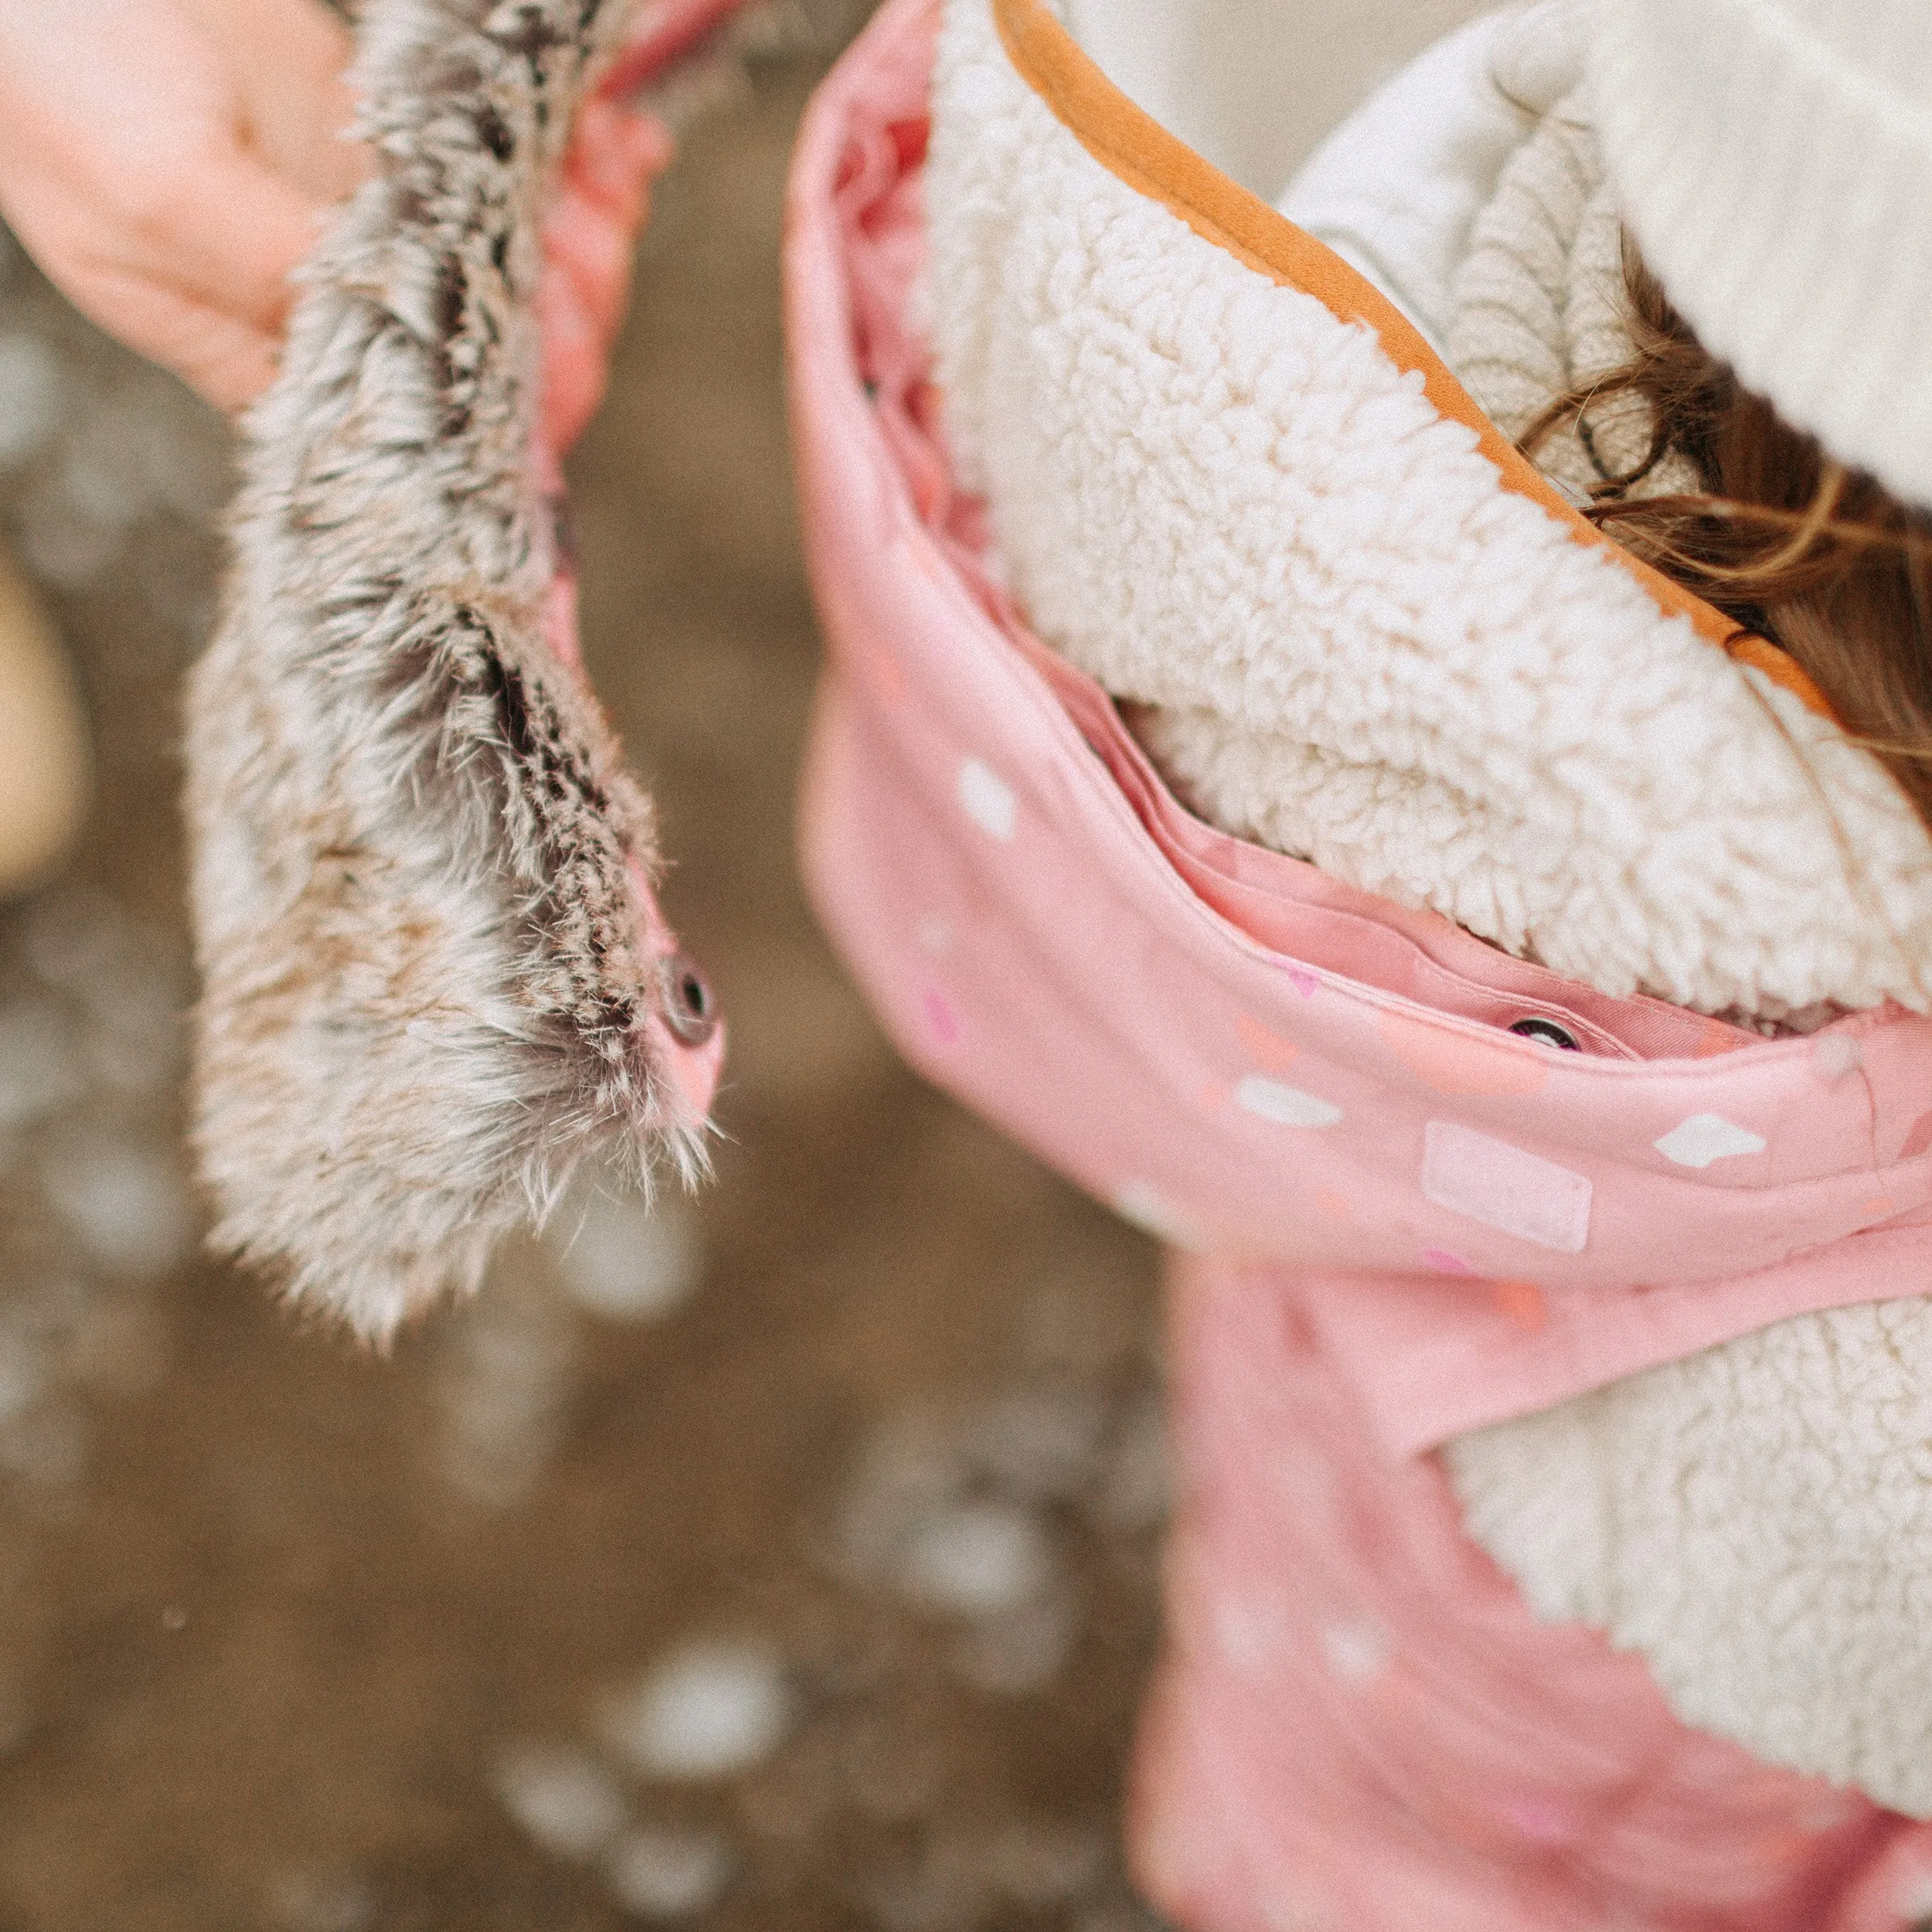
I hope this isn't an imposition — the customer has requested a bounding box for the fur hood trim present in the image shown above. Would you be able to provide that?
[187,0,721,1341]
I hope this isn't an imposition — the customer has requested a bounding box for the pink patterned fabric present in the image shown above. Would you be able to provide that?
[1139,1253,1932,1932]
[783,2,1932,1925]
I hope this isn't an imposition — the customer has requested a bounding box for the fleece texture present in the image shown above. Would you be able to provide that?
[1450,1299,1932,1823]
[927,0,1932,1033]
[189,0,711,1341]
[926,0,1932,1816]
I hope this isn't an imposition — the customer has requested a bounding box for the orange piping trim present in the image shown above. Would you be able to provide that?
[988,0,1837,725]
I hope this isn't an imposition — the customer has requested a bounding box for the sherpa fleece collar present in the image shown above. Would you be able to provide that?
[929,0,1932,1026]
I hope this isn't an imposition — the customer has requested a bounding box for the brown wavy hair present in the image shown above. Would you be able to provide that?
[1519,251,1932,828]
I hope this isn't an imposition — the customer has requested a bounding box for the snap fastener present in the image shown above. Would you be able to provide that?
[661,953,718,1047]
[1509,1017,1581,1051]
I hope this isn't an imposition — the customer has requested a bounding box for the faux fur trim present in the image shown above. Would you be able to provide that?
[188,0,706,1342]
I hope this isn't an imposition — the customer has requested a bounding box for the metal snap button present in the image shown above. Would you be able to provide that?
[661,953,718,1048]
[1509,1016,1581,1051]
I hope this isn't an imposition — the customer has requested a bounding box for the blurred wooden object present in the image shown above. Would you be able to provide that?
[0,543,87,897]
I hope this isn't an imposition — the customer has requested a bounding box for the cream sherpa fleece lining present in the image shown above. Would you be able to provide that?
[929,0,1932,1031]
[928,0,1932,1817]
[1450,1298,1932,1821]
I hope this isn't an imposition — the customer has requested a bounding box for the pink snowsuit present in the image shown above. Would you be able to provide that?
[783,2,1932,1926]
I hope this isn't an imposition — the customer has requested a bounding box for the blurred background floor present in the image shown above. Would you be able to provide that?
[0,4,1486,1927]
